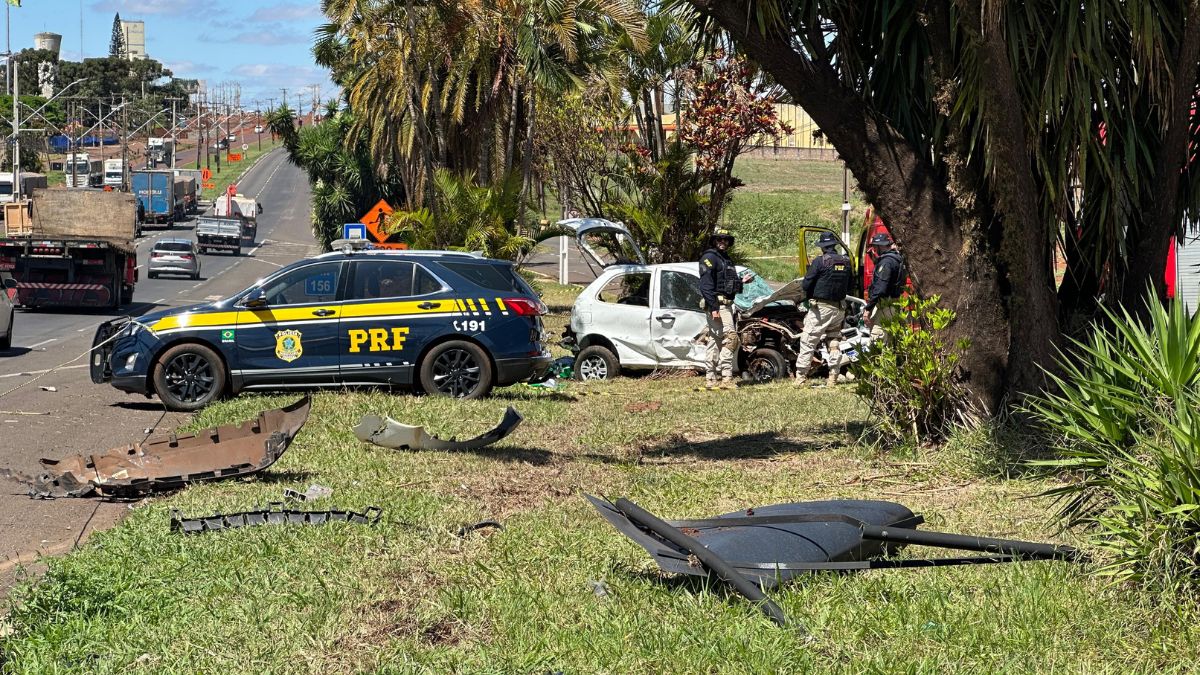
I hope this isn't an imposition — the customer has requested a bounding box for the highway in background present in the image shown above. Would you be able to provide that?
[0,147,319,594]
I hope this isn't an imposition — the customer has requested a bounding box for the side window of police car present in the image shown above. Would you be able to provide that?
[259,262,341,306]
[597,272,650,307]
[351,260,443,300]
[659,270,702,312]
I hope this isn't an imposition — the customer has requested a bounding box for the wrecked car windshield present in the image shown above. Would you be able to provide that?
[735,270,776,311]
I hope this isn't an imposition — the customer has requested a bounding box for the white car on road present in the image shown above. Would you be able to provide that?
[559,218,868,381]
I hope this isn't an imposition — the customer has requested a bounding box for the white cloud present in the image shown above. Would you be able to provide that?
[164,60,215,76]
[247,3,324,22]
[90,0,210,15]
[229,63,339,108]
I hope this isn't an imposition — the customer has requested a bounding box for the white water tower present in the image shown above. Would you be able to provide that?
[34,32,62,57]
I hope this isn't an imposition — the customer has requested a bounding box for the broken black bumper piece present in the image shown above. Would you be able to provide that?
[353,406,523,451]
[586,495,1085,628]
[171,503,383,534]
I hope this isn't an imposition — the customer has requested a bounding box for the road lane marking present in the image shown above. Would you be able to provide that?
[153,298,166,303]
[28,338,56,348]
[0,364,88,379]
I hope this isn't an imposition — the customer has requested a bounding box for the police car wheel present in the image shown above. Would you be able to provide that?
[420,341,493,399]
[745,347,788,382]
[153,343,227,412]
[574,345,618,381]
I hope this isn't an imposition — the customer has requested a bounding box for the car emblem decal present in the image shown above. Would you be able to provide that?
[275,329,303,362]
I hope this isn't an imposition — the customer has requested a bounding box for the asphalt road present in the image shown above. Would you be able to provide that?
[0,147,319,595]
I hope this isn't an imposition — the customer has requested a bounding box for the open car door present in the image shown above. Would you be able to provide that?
[557,218,646,278]
[797,227,859,296]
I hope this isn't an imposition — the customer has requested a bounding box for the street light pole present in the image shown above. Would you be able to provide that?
[12,55,20,201]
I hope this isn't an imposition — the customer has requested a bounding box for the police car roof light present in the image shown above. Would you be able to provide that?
[330,238,374,254]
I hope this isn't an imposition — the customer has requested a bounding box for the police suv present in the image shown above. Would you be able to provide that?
[91,247,552,411]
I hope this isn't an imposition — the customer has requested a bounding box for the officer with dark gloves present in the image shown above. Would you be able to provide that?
[699,228,751,390]
[795,231,853,387]
[864,232,905,343]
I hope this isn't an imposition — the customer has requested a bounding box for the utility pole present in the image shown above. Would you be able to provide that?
[12,55,20,201]
[121,97,128,190]
[255,102,261,151]
[165,96,182,170]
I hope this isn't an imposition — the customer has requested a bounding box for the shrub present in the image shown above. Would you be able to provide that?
[853,295,972,448]
[1026,297,1200,589]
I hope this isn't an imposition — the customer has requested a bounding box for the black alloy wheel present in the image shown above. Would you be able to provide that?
[153,343,226,411]
[420,341,493,399]
[745,347,788,383]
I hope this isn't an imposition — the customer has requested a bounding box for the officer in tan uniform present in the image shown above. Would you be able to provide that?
[795,232,852,387]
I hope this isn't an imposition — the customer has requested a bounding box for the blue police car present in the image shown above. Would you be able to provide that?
[91,248,552,411]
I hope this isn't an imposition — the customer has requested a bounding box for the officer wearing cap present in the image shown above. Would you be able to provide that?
[795,231,853,387]
[864,232,905,342]
[698,228,751,390]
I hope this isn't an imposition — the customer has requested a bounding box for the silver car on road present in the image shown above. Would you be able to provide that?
[147,239,201,280]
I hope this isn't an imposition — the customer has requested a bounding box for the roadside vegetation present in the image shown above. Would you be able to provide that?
[1,283,1198,672]
[197,139,282,202]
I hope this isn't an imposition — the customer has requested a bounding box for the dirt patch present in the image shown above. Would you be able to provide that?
[623,401,663,414]
[420,618,465,646]
[447,462,607,517]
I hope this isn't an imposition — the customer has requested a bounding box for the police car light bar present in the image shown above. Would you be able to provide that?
[331,238,374,254]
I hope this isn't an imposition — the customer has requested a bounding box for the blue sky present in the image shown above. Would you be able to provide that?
[6,0,336,109]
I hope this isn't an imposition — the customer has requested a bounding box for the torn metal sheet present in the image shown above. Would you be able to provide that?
[171,504,382,534]
[2,397,311,499]
[354,406,523,451]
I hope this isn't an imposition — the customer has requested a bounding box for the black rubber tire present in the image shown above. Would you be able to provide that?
[192,271,201,281]
[233,246,242,256]
[574,344,619,381]
[152,343,226,412]
[147,271,158,279]
[419,340,493,399]
[744,347,789,383]
[0,312,12,349]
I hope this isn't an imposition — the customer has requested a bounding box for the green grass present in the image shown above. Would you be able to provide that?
[2,284,1199,672]
[196,140,282,201]
[45,170,64,188]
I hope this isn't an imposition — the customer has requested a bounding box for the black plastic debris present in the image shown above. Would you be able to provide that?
[587,495,1085,628]
[171,503,383,534]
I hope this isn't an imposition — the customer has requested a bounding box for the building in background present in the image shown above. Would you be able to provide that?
[119,20,147,60]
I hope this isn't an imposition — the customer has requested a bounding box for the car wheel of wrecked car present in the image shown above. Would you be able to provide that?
[0,311,11,350]
[574,345,618,381]
[744,347,788,382]
[420,340,494,399]
[153,343,227,412]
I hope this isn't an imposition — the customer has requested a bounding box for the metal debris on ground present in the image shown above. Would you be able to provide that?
[586,495,1085,629]
[283,484,334,502]
[455,519,503,537]
[39,386,57,392]
[0,397,311,499]
[170,503,383,534]
[354,406,523,451]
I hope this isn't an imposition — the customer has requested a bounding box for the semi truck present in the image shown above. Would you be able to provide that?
[0,190,139,308]
[0,173,48,204]
[131,169,178,226]
[147,137,175,168]
[173,168,203,210]
[65,153,103,188]
[103,159,127,190]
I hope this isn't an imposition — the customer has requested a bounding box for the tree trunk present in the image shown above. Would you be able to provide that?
[504,85,520,177]
[1120,1,1200,312]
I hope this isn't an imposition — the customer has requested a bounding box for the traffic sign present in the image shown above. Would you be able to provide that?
[242,143,249,151]
[228,153,243,162]
[201,168,212,181]
[343,223,366,240]
[202,182,216,189]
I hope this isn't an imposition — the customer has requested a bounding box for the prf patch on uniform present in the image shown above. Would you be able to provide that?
[704,259,713,267]
[220,329,236,343]
[275,330,303,362]
[348,327,409,353]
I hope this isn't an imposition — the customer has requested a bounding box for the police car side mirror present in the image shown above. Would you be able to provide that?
[242,289,269,308]
[2,278,15,290]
